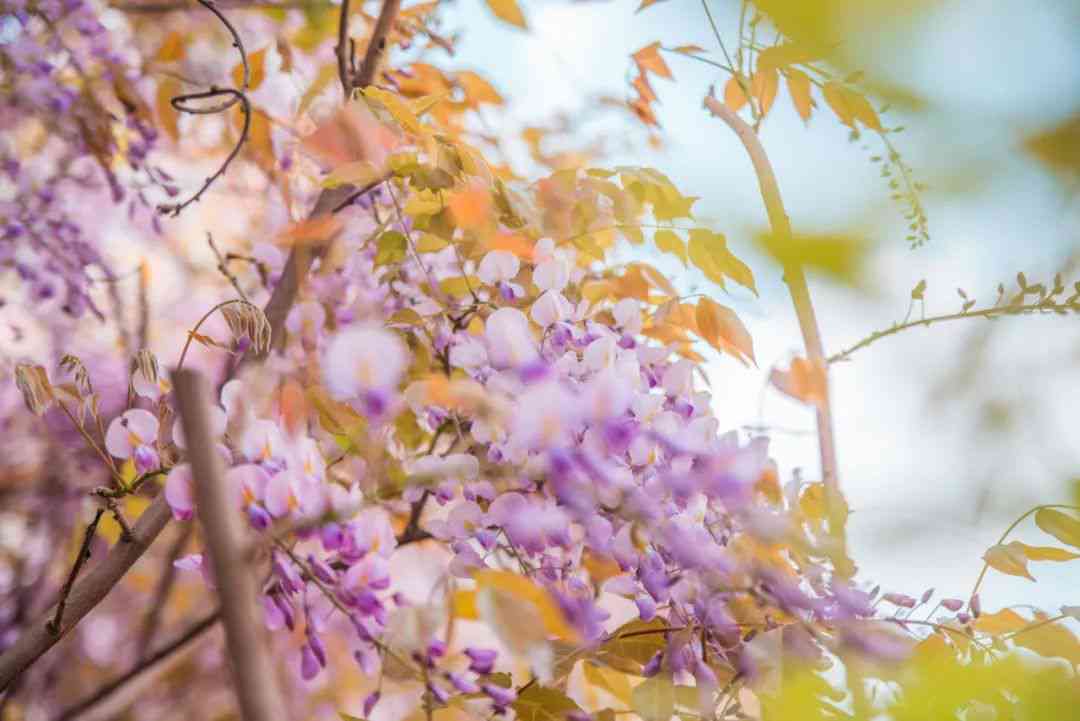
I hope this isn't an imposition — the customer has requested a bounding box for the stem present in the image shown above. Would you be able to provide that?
[336,0,353,96]
[46,509,105,635]
[55,610,221,721]
[176,298,249,370]
[703,93,849,575]
[968,504,1080,602]
[174,369,286,721]
[828,300,1078,364]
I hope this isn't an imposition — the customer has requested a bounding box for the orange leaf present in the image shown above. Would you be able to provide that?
[973,608,1030,636]
[457,70,503,106]
[156,77,181,142]
[279,215,344,247]
[302,100,402,170]
[822,82,854,128]
[695,298,755,365]
[233,47,267,91]
[279,378,308,437]
[448,188,493,229]
[724,75,749,112]
[770,356,827,407]
[751,68,779,116]
[155,32,186,63]
[786,69,813,122]
[632,43,673,81]
[485,0,527,29]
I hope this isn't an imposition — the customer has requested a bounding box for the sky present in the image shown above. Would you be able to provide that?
[444,0,1080,609]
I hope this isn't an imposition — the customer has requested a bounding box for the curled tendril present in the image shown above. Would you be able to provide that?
[158,0,250,217]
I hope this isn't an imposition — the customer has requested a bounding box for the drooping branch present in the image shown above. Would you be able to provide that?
[703,93,851,575]
[173,369,286,721]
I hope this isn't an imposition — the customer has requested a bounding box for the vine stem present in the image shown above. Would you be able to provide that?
[968,504,1080,603]
[174,369,286,721]
[703,93,851,576]
[176,298,249,370]
[828,300,1078,364]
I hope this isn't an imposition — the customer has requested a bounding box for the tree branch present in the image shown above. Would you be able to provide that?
[828,300,1080,364]
[256,0,402,356]
[704,93,851,575]
[173,369,286,721]
[0,495,173,692]
[55,610,221,721]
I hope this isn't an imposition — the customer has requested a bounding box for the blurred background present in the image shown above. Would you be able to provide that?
[439,0,1080,608]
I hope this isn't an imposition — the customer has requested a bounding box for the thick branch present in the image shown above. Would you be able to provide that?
[174,369,286,721]
[257,0,401,355]
[0,495,172,691]
[704,94,850,573]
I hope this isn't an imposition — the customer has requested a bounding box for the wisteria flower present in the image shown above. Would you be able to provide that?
[477,250,523,300]
[105,408,160,473]
[323,325,409,416]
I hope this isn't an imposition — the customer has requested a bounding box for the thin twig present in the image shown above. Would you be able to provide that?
[54,610,221,721]
[0,494,173,691]
[828,300,1079,364]
[158,0,251,216]
[174,369,286,721]
[46,509,105,636]
[207,232,249,301]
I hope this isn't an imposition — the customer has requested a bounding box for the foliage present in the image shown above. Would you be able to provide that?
[0,1,1077,721]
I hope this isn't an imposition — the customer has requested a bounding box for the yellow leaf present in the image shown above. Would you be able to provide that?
[485,0,528,29]
[415,233,450,252]
[362,86,424,135]
[583,662,634,705]
[473,569,580,642]
[786,69,813,122]
[1013,613,1080,665]
[1013,541,1080,562]
[983,543,1035,581]
[452,589,478,619]
[654,229,688,265]
[232,47,267,91]
[1035,508,1080,549]
[972,608,1030,635]
[632,674,675,721]
[632,42,673,80]
[756,42,823,71]
[456,71,503,106]
[322,160,383,188]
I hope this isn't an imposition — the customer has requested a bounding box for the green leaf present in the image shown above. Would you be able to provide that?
[632,674,675,721]
[512,685,583,721]
[1035,508,1080,549]
[375,231,408,266]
